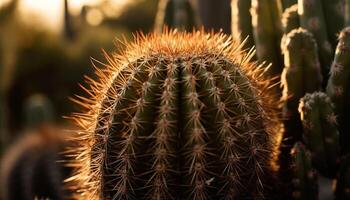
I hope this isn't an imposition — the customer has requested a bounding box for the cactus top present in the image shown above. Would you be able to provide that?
[68,30,281,200]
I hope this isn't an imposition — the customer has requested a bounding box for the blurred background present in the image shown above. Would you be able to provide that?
[0,1,230,199]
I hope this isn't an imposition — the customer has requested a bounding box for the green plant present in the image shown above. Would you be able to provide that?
[290,142,318,200]
[298,92,340,178]
[69,31,282,199]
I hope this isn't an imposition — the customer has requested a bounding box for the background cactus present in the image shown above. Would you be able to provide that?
[298,92,340,178]
[69,30,282,199]
[0,94,71,200]
[290,142,318,200]
[326,27,350,154]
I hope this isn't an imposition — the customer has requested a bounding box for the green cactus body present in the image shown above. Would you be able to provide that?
[281,4,299,50]
[335,155,350,199]
[298,0,333,80]
[291,142,318,200]
[69,31,281,199]
[250,0,284,77]
[281,28,322,142]
[326,27,350,153]
[281,0,297,10]
[321,0,345,48]
[231,0,254,50]
[154,0,198,32]
[298,92,340,178]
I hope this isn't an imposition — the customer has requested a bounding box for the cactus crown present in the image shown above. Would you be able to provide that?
[69,30,281,199]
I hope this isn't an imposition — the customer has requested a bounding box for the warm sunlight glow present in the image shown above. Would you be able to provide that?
[19,0,63,32]
[16,0,132,32]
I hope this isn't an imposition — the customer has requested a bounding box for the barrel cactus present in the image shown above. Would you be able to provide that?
[68,30,282,199]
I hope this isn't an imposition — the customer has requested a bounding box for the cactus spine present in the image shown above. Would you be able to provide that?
[298,92,340,177]
[291,142,318,200]
[69,31,281,199]
[326,27,350,154]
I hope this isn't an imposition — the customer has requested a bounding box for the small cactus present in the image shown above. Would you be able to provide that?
[290,142,318,200]
[69,30,282,199]
[23,94,55,129]
[298,92,340,178]
[326,27,350,154]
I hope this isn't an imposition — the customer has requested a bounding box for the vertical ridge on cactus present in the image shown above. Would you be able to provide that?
[67,30,282,199]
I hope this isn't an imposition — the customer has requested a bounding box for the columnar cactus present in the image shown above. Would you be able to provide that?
[326,27,350,154]
[290,142,318,200]
[250,0,284,77]
[69,31,282,199]
[298,92,340,178]
[281,4,299,49]
[281,28,322,143]
[231,0,254,50]
[298,0,333,80]
[321,0,345,47]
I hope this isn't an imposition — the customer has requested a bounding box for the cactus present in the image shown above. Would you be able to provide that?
[0,127,70,200]
[326,27,350,154]
[298,0,333,81]
[154,0,198,32]
[298,92,340,178]
[250,0,284,77]
[68,30,282,199]
[290,142,318,200]
[281,4,299,49]
[23,94,55,129]
[281,28,322,144]
[63,0,75,41]
[231,0,254,50]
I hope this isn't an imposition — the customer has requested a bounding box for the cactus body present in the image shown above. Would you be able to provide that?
[321,0,345,48]
[326,27,350,153]
[231,0,254,50]
[298,92,340,178]
[281,4,299,49]
[298,0,333,81]
[69,31,281,200]
[154,0,198,32]
[291,142,318,200]
[281,28,322,142]
[250,0,284,77]
[23,94,55,128]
